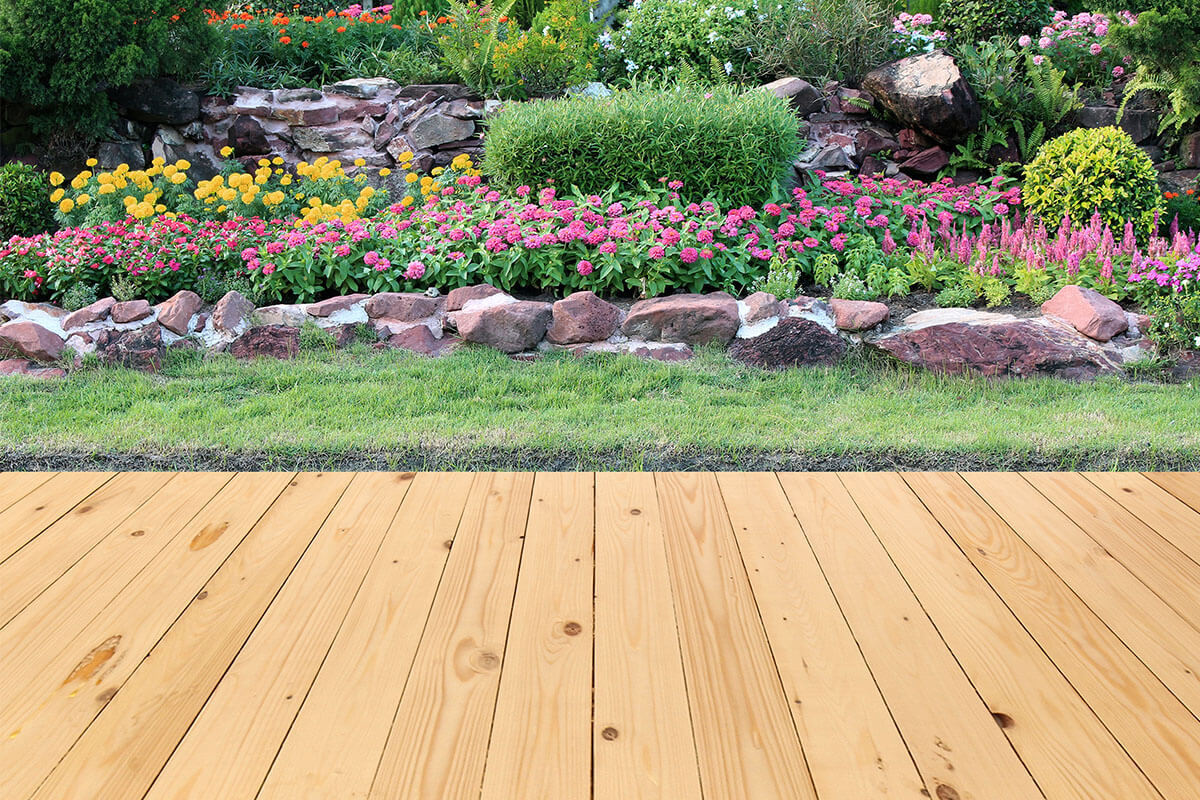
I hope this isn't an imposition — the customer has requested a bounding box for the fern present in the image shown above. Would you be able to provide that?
[1013,119,1045,162]
[1026,55,1080,129]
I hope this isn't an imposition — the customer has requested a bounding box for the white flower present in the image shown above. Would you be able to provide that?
[724,61,733,74]
[707,30,719,42]
[625,58,640,72]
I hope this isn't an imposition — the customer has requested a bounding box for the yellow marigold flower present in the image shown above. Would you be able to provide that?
[220,187,237,202]
[314,156,328,167]
[379,168,392,177]
[86,157,98,167]
[241,192,256,203]
[396,150,413,162]
[152,157,165,167]
[220,146,235,157]
[309,197,322,206]
[123,195,137,207]
[97,173,114,185]
[272,156,284,165]
[175,159,191,171]
[257,158,270,167]
[400,195,414,207]
[255,173,269,185]
[217,205,227,213]
[77,193,91,205]
[49,171,64,186]
[50,188,65,202]
[280,175,293,186]
[431,167,444,176]
[353,157,366,167]
[58,198,75,213]
[154,203,166,213]
[163,164,178,177]
[170,172,187,185]
[406,173,419,184]
[99,184,116,195]
[70,175,87,190]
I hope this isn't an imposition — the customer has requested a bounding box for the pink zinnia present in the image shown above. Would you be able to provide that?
[680,247,698,263]
[405,260,426,280]
[577,259,594,276]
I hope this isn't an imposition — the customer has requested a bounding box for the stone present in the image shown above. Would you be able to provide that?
[739,292,785,326]
[622,293,740,346]
[252,304,308,327]
[408,112,477,150]
[568,341,694,362]
[898,145,949,178]
[443,99,483,119]
[1041,285,1128,342]
[110,299,152,324]
[63,297,116,330]
[292,123,371,152]
[0,320,65,362]
[386,325,461,357]
[0,359,65,379]
[795,144,856,173]
[855,128,899,158]
[838,87,874,114]
[97,140,145,170]
[1159,170,1200,195]
[397,84,475,102]
[862,51,980,144]
[859,156,887,176]
[228,114,270,156]
[446,284,504,311]
[1074,105,1159,144]
[155,290,202,335]
[830,299,890,331]
[95,326,164,371]
[328,77,400,99]
[455,300,553,353]
[228,325,300,359]
[1180,132,1200,170]
[0,299,68,323]
[364,292,439,321]
[212,291,255,333]
[276,88,324,103]
[729,317,846,368]
[546,291,621,344]
[272,101,341,127]
[869,308,1120,379]
[760,77,823,116]
[109,78,200,125]
[306,294,368,317]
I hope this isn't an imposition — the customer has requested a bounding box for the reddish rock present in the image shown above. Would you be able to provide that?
[212,291,255,332]
[622,293,740,346]
[0,320,65,362]
[899,146,949,179]
[446,284,503,311]
[364,292,439,321]
[740,292,785,325]
[408,111,476,150]
[228,325,300,359]
[729,317,846,368]
[94,326,164,371]
[830,299,890,331]
[111,299,152,324]
[307,294,368,317]
[228,114,269,156]
[870,309,1119,379]
[568,341,694,362]
[0,358,65,378]
[63,297,116,330]
[271,101,340,126]
[546,291,621,344]
[1181,132,1200,170]
[1041,285,1128,342]
[760,76,823,116]
[155,290,202,335]
[855,128,899,158]
[386,325,461,357]
[455,300,552,353]
[862,51,980,144]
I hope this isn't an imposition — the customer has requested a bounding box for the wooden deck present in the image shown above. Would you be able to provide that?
[1,473,1199,799]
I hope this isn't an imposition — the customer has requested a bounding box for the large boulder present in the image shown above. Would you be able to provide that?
[228,326,300,360]
[862,51,980,145]
[155,290,203,336]
[94,326,165,371]
[830,299,889,331]
[306,294,368,318]
[869,309,1120,379]
[1041,285,1128,342]
[212,291,255,333]
[546,291,621,344]
[109,78,200,125]
[408,111,477,150]
[364,292,440,321]
[729,317,846,368]
[110,299,152,324]
[63,297,116,330]
[447,284,504,311]
[228,114,270,156]
[0,321,65,362]
[622,293,740,346]
[455,300,552,353]
[760,77,823,116]
[384,325,461,357]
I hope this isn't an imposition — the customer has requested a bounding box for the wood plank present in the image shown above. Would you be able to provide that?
[965,473,1200,718]
[0,472,173,626]
[369,473,535,800]
[481,473,594,800]
[0,472,115,564]
[777,473,1044,800]
[592,473,702,800]
[0,473,55,513]
[852,473,1161,800]
[0,472,296,799]
[716,473,927,800]
[142,473,414,800]
[29,472,353,800]
[257,473,473,800]
[1088,473,1200,567]
[921,472,1200,800]
[1145,472,1200,518]
[1025,472,1200,626]
[655,472,817,800]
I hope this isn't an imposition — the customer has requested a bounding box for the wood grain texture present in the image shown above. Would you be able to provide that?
[257,473,473,800]
[717,472,928,800]
[778,472,1044,800]
[28,473,352,800]
[1144,472,1200,517]
[143,473,414,800]
[0,472,112,564]
[856,472,1161,800]
[0,473,55,513]
[656,472,818,800]
[369,472,535,800]
[593,473,702,800]
[481,473,595,800]
[928,472,1200,800]
[1089,472,1200,567]
[0,472,295,800]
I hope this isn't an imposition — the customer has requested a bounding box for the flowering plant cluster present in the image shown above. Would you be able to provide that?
[1019,9,1136,90]
[890,13,948,58]
[598,0,760,80]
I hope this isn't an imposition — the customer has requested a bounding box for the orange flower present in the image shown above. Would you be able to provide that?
[499,14,508,21]
[436,15,448,23]
[301,40,309,47]
[280,35,291,43]
[419,9,428,14]
[336,25,346,32]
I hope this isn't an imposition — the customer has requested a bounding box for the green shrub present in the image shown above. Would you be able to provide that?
[60,283,98,312]
[1022,126,1163,235]
[599,0,757,82]
[0,0,216,137]
[939,0,1051,42]
[1108,0,1200,135]
[483,85,802,205]
[0,163,55,239]
[492,0,598,98]
[732,0,894,85]
[436,0,510,95]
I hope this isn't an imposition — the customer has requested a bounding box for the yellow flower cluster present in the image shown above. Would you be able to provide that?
[50,157,186,220]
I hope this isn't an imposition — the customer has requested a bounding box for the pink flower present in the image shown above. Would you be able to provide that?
[577,259,594,276]
[680,247,698,263]
[648,245,665,259]
[405,260,426,280]
[1038,36,1051,48]
[1018,35,1031,47]
[363,250,380,266]
[1089,42,1102,55]
[516,185,531,197]
[1112,66,1124,78]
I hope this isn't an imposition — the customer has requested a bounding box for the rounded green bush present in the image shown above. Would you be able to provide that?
[0,163,55,239]
[1022,126,1164,234]
[939,0,1051,42]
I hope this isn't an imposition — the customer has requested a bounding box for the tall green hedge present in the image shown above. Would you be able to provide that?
[482,86,803,206]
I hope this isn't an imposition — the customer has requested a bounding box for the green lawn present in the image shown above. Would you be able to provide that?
[2,345,1198,470]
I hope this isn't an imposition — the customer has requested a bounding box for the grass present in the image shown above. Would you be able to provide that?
[2,344,1199,470]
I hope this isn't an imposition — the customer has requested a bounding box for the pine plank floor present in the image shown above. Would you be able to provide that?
[1,471,1199,800]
